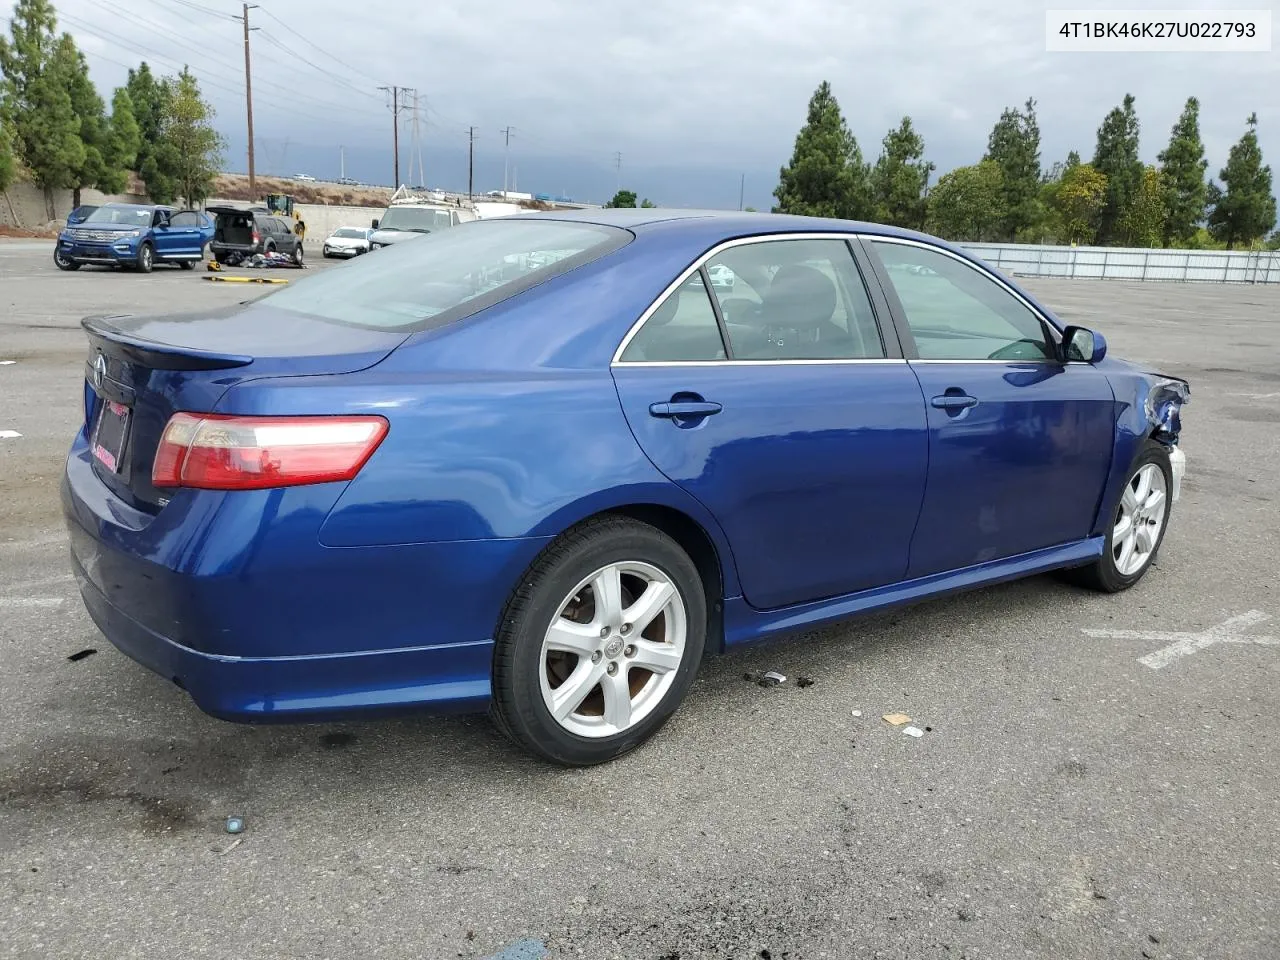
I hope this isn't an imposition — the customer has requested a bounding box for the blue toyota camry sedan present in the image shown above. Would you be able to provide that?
[62,210,1190,765]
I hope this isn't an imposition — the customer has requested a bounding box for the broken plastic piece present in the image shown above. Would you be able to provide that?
[796,676,814,688]
[66,648,97,663]
[758,670,786,687]
[851,709,862,718]
[882,713,911,726]
[225,816,245,834]
[903,726,925,738]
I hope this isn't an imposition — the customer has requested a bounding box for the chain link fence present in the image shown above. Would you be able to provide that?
[958,242,1280,284]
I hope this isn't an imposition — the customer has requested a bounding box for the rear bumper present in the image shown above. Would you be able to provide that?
[71,551,492,721]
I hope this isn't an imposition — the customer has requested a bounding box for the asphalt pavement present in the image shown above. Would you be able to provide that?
[2,239,1278,960]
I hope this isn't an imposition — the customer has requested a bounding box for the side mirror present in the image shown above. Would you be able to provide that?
[371,218,379,229]
[1062,325,1107,364]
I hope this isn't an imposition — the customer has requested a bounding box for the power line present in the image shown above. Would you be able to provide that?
[255,28,381,102]
[157,0,240,21]
[378,85,413,187]
[254,6,385,88]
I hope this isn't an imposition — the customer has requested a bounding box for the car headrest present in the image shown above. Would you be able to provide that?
[763,264,837,329]
[648,289,681,326]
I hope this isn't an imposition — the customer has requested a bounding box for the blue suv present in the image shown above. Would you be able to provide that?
[55,203,215,273]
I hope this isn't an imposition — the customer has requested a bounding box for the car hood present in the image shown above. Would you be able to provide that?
[325,237,367,246]
[370,228,430,244]
[66,223,143,233]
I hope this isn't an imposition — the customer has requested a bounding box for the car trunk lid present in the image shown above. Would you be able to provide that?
[81,302,406,511]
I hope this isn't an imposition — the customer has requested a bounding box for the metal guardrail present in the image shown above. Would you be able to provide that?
[957,242,1280,284]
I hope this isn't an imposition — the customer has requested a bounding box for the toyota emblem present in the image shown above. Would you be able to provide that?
[93,352,107,390]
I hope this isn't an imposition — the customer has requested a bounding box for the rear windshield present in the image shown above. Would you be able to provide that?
[264,219,630,330]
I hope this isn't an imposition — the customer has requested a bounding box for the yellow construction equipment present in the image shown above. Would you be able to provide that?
[263,194,306,239]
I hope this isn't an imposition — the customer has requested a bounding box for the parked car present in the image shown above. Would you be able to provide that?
[336,177,359,186]
[66,204,98,225]
[368,200,475,248]
[294,173,316,182]
[62,211,1190,766]
[54,203,214,273]
[322,226,373,258]
[207,205,305,265]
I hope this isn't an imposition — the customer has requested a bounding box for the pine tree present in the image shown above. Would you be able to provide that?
[1092,94,1142,244]
[53,34,114,208]
[126,62,175,201]
[774,81,872,220]
[1158,97,1209,246]
[1120,166,1167,247]
[102,87,141,193]
[926,160,1005,241]
[0,0,85,216]
[983,98,1041,240]
[1207,113,1277,249]
[0,121,16,191]
[870,116,933,228]
[164,68,223,206]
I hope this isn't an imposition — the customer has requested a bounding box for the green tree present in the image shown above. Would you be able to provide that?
[926,160,1005,241]
[640,197,656,208]
[1207,113,1277,249]
[1092,93,1142,244]
[870,115,933,228]
[773,81,872,219]
[126,62,175,200]
[604,189,637,208]
[1157,97,1208,246]
[1066,150,1081,168]
[1053,163,1108,244]
[103,87,140,190]
[163,68,223,206]
[1120,165,1167,247]
[983,97,1041,240]
[0,121,16,191]
[53,34,115,207]
[0,0,85,216]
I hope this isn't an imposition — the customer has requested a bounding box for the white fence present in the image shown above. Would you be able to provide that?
[958,242,1280,284]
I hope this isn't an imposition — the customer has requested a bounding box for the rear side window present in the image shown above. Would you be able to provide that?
[620,273,726,362]
[264,219,630,330]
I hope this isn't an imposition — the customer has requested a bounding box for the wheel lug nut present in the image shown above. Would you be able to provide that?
[606,662,618,676]
[591,651,602,663]
[599,626,610,638]
[624,644,636,658]
[620,623,632,635]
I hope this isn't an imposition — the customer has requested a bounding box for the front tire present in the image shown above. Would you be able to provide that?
[293,242,304,265]
[1068,442,1173,593]
[54,249,80,271]
[178,260,194,270]
[491,517,707,766]
[136,241,154,274]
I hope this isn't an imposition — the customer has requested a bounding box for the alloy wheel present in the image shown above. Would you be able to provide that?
[1112,462,1167,576]
[539,561,687,738]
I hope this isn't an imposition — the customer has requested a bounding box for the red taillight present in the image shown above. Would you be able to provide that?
[252,229,261,244]
[152,413,389,490]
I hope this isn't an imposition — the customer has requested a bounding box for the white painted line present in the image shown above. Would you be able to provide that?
[1082,611,1278,670]
[0,597,64,608]
[1231,392,1280,400]
[0,430,21,439]
[0,360,15,365]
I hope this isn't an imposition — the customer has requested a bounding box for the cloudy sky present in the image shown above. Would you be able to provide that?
[34,0,1280,207]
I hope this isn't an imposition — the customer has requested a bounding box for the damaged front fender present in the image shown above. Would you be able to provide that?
[1143,373,1191,445]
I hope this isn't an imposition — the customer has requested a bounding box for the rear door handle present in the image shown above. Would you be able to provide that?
[649,401,723,418]
[930,394,978,410]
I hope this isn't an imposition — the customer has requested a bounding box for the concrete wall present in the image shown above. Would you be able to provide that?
[1,182,148,230]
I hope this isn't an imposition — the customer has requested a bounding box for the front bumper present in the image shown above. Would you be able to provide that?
[58,236,139,263]
[323,245,362,257]
[1169,445,1185,502]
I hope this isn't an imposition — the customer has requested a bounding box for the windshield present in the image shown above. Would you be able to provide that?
[84,206,153,227]
[377,206,454,233]
[333,228,366,238]
[265,219,629,330]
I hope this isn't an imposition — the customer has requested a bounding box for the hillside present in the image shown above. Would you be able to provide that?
[212,174,391,208]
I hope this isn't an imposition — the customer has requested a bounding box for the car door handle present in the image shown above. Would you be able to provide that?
[930,394,978,410]
[649,401,722,418]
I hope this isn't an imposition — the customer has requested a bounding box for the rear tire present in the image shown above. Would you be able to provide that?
[178,260,194,270]
[1064,442,1173,593]
[490,517,707,766]
[293,242,304,265]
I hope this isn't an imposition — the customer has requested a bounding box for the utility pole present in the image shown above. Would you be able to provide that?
[614,151,622,193]
[467,126,476,198]
[410,91,425,187]
[738,173,745,211]
[239,4,259,191]
[501,126,514,195]
[339,145,345,180]
[378,86,412,188]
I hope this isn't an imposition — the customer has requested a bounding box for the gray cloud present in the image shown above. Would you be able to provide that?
[54,0,1280,205]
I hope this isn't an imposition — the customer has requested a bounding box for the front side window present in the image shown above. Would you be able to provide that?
[620,273,726,362]
[704,239,885,360]
[264,219,629,330]
[168,212,198,227]
[871,241,1055,361]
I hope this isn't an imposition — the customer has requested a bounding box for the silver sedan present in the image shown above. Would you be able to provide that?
[322,227,373,258]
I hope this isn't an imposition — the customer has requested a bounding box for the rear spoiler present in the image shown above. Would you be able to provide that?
[82,315,254,370]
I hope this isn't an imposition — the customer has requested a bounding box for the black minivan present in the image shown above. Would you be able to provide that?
[208,206,304,265]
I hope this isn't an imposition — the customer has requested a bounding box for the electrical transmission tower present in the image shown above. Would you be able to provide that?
[378,85,414,188]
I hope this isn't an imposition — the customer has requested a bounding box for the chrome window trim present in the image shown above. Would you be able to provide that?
[611,231,891,366]
[860,234,1065,347]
